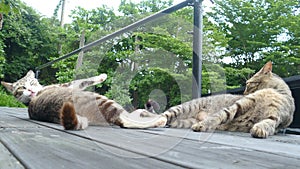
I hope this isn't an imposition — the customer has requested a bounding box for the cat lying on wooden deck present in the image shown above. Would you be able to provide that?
[143,62,295,138]
[28,87,166,130]
[1,71,166,129]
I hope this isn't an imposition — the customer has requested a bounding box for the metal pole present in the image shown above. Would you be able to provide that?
[192,0,203,99]
[35,70,40,79]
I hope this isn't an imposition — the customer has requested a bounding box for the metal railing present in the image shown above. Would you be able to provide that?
[35,0,204,98]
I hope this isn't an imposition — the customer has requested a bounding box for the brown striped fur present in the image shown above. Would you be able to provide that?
[161,94,243,128]
[151,62,295,138]
[28,87,167,130]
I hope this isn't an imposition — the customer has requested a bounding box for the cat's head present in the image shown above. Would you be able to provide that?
[244,61,290,95]
[1,70,43,105]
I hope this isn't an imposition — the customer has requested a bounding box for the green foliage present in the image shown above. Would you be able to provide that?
[69,5,117,34]
[0,32,5,79]
[100,31,193,108]
[224,67,255,89]
[202,64,226,94]
[130,67,190,110]
[0,0,20,80]
[0,87,26,108]
[52,5,120,82]
[136,32,192,66]
[119,0,173,15]
[0,0,20,14]
[209,0,300,77]
[105,70,133,109]
[1,0,59,83]
[52,0,64,19]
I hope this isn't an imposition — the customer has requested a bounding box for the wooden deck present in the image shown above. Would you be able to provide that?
[1,107,300,169]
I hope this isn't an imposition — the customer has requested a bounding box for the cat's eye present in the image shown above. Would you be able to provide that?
[18,86,26,90]
[246,82,261,86]
[14,90,24,97]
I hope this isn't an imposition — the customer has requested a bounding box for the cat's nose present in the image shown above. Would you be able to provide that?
[27,89,36,95]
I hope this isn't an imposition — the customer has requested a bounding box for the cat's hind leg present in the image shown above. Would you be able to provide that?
[59,74,107,90]
[192,95,256,132]
[250,119,277,138]
[60,102,88,130]
[169,111,207,128]
[250,109,281,138]
[74,74,107,90]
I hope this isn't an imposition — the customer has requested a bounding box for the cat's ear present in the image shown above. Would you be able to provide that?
[259,61,272,75]
[26,70,35,78]
[1,81,14,93]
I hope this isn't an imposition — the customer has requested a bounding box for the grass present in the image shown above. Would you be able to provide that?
[0,88,26,108]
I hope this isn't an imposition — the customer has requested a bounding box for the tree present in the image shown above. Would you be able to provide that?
[51,5,119,83]
[0,0,59,83]
[118,0,173,15]
[54,0,244,109]
[0,0,21,79]
[208,0,300,77]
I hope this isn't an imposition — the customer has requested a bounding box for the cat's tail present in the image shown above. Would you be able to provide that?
[60,102,88,130]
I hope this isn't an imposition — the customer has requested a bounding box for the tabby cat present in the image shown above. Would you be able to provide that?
[28,87,167,130]
[146,62,295,138]
[1,70,107,105]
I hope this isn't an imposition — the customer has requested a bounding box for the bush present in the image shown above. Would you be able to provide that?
[0,88,26,108]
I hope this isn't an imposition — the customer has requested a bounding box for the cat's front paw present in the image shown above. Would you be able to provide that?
[76,116,89,130]
[250,124,268,138]
[155,116,167,127]
[191,121,216,132]
[191,122,207,132]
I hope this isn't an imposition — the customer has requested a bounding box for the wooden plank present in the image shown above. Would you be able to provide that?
[0,111,184,169]
[23,111,300,164]
[0,141,24,169]
[141,128,300,158]
[2,130,183,169]
[0,110,26,169]
[68,127,300,169]
[0,107,27,114]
